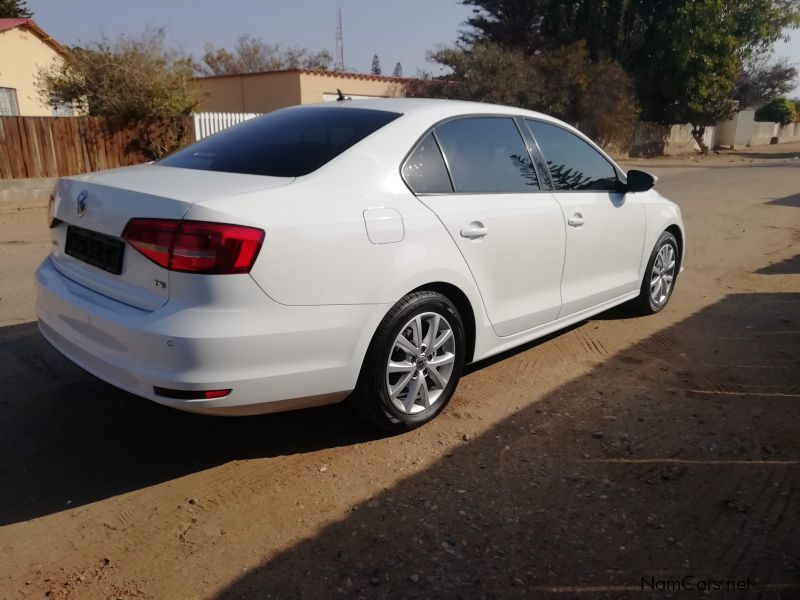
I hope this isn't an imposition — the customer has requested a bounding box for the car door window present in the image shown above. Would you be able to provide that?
[402,133,453,193]
[435,117,540,193]
[526,120,620,192]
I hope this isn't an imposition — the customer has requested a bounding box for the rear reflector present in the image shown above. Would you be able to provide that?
[122,219,264,274]
[47,194,61,228]
[154,387,231,400]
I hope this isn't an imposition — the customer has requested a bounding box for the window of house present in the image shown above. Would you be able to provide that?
[526,120,620,192]
[0,88,20,116]
[434,117,540,193]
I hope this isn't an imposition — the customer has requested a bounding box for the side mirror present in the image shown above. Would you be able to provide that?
[625,169,657,193]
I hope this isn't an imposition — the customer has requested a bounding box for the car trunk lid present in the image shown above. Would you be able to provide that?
[50,164,292,310]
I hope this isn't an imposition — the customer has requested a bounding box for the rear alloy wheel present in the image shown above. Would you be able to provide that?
[350,292,465,432]
[635,231,679,314]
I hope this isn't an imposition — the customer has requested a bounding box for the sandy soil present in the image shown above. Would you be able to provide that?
[0,144,798,599]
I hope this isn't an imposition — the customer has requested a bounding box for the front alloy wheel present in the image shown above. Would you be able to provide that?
[349,291,465,432]
[636,230,680,314]
[649,242,676,308]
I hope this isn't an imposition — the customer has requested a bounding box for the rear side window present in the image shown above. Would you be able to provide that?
[526,120,620,191]
[434,117,539,193]
[402,133,453,193]
[159,107,401,177]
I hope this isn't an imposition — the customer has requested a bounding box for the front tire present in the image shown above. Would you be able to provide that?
[635,231,679,315]
[349,291,466,432]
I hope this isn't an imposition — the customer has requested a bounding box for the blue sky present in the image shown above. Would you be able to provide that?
[25,0,474,76]
[25,0,800,94]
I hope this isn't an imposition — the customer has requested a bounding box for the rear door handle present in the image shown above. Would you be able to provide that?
[460,222,489,239]
[567,213,585,227]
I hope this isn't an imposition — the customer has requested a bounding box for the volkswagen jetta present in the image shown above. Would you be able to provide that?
[36,99,684,431]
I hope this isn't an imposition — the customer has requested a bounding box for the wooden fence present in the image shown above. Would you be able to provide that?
[0,116,194,179]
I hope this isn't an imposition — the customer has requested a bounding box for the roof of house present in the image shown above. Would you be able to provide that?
[0,18,68,56]
[197,68,410,83]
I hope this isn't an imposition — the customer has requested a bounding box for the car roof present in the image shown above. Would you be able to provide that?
[304,97,560,123]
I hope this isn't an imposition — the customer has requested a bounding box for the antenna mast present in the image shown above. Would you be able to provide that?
[335,7,344,71]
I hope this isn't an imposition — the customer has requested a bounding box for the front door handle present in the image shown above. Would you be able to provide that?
[460,222,489,239]
[568,213,585,227]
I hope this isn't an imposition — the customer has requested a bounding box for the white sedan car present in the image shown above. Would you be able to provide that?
[36,99,684,431]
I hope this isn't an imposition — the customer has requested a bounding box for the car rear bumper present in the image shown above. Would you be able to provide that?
[35,257,390,415]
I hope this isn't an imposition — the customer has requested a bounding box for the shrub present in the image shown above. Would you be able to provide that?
[754,97,796,125]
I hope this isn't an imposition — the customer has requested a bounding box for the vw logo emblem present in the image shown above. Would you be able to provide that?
[76,191,88,217]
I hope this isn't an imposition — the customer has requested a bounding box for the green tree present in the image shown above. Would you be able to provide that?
[200,34,332,75]
[371,54,382,75]
[0,0,32,18]
[755,97,797,123]
[460,0,550,54]
[636,1,739,151]
[392,62,403,77]
[461,0,800,138]
[463,0,800,64]
[540,0,649,64]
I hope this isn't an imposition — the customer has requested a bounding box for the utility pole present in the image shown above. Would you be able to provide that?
[335,7,344,71]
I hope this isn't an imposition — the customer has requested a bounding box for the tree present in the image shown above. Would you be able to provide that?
[371,54,382,75]
[735,54,798,108]
[36,28,199,158]
[460,0,800,137]
[38,28,198,119]
[729,0,800,60]
[636,1,739,152]
[459,0,550,54]
[199,34,332,75]
[463,0,800,64]
[0,0,32,18]
[755,97,797,123]
[393,62,403,77]
[407,42,638,149]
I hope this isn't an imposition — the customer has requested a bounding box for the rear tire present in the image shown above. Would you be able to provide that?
[634,231,679,315]
[349,291,466,432]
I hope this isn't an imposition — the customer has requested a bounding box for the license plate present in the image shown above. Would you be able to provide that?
[65,225,125,275]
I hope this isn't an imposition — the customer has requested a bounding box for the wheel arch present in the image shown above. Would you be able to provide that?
[664,223,684,270]
[410,281,477,364]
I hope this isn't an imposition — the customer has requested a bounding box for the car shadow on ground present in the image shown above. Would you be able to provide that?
[0,300,651,526]
[731,150,800,161]
[766,193,800,208]
[0,321,386,526]
[756,254,800,275]
[214,292,800,599]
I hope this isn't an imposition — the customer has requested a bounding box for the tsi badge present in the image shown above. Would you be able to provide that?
[76,190,88,217]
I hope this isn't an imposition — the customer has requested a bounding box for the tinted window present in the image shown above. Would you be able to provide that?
[402,133,453,193]
[434,117,539,193]
[159,107,401,177]
[526,120,619,191]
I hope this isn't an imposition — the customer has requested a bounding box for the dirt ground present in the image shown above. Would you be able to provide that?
[0,144,798,599]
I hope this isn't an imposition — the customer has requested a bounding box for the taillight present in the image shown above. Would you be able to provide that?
[47,194,61,228]
[122,219,264,274]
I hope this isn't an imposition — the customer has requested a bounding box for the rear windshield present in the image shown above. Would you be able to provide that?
[159,106,401,177]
